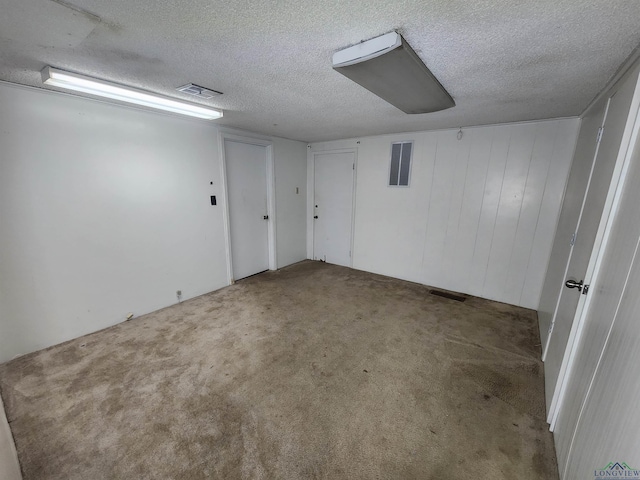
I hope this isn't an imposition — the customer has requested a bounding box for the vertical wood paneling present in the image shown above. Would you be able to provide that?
[422,131,459,287]
[483,125,537,302]
[311,118,579,308]
[452,129,494,295]
[469,126,512,297]
[523,119,580,308]
[440,131,473,291]
[504,122,557,304]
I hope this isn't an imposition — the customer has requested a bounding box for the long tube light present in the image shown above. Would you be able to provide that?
[41,66,223,120]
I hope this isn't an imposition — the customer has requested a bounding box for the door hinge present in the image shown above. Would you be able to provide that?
[570,232,576,246]
[596,127,604,143]
[582,284,590,295]
[349,250,351,257]
[352,163,355,170]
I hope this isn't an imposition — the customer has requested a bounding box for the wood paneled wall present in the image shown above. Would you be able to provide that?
[309,118,580,308]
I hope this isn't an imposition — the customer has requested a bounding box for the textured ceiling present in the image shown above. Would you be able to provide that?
[1,0,639,142]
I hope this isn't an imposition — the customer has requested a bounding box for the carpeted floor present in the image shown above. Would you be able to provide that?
[0,261,558,479]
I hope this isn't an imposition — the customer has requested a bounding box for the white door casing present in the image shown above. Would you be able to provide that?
[313,150,356,267]
[220,133,276,282]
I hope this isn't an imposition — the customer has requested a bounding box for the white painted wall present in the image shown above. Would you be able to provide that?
[0,396,21,480]
[308,119,579,309]
[273,138,307,268]
[0,82,306,363]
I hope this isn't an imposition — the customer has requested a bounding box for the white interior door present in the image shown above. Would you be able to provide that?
[544,71,639,418]
[554,107,640,478]
[538,97,609,352]
[225,139,269,280]
[313,151,355,267]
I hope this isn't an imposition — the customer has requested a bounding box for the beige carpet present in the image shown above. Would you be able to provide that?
[0,261,557,479]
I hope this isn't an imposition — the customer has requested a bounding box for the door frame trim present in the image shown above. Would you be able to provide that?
[219,131,277,284]
[310,148,358,267]
[548,72,640,431]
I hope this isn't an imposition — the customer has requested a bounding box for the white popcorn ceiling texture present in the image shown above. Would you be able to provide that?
[1,0,639,142]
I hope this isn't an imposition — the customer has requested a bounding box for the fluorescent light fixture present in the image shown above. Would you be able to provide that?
[41,66,223,120]
[332,32,455,114]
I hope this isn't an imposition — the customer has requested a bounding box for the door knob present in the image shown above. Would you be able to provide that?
[314,215,318,219]
[565,279,584,292]
[263,215,269,220]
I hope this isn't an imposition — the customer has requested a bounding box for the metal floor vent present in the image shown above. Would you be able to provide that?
[429,289,467,302]
[176,83,222,99]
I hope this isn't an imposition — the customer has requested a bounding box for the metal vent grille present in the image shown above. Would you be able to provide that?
[176,83,222,99]
[389,141,412,186]
[429,289,466,302]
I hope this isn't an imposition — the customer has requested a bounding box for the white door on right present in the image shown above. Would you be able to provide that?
[538,97,609,352]
[555,97,640,479]
[544,69,639,417]
[313,151,355,267]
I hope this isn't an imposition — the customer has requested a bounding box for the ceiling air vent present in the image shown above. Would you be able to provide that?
[176,83,222,99]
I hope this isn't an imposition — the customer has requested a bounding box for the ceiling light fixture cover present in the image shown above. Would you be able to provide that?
[332,32,454,114]
[41,67,223,120]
